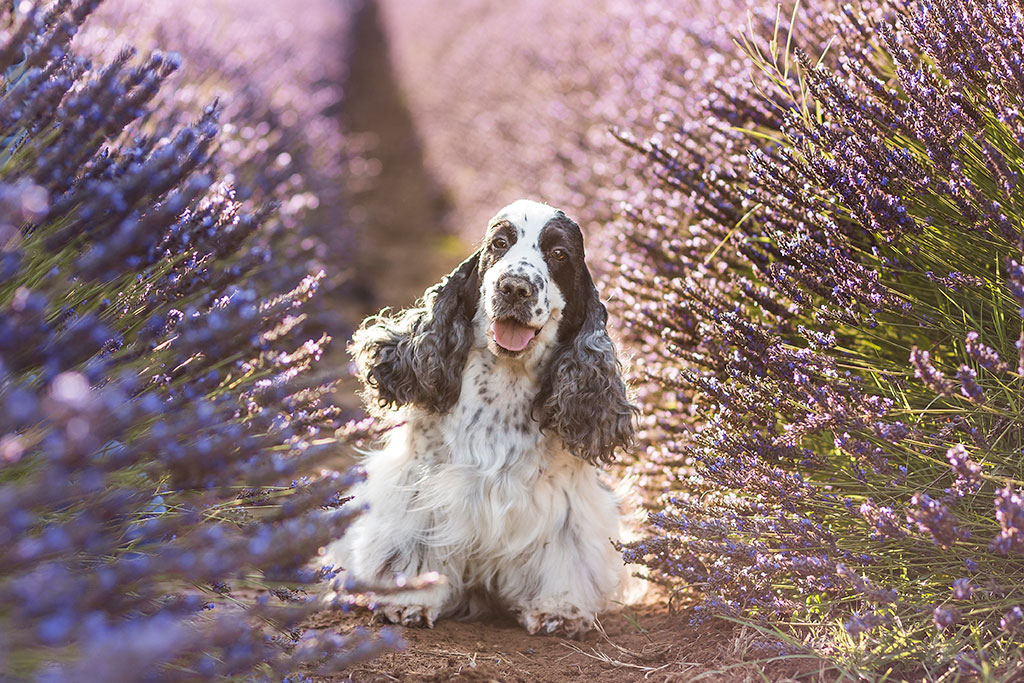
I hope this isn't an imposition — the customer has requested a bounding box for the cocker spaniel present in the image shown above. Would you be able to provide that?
[326,199,637,637]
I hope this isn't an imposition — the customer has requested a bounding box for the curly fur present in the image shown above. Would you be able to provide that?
[534,271,637,464]
[350,251,480,415]
[327,200,640,638]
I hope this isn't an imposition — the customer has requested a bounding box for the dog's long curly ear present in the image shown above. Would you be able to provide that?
[350,250,481,415]
[534,267,637,464]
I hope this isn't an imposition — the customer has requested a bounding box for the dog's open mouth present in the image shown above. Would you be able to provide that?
[490,318,540,353]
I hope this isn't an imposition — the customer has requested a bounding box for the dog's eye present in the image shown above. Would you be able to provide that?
[492,237,509,250]
[550,247,568,261]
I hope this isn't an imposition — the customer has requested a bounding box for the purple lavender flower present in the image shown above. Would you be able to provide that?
[1007,259,1024,313]
[844,610,887,638]
[1000,606,1023,635]
[933,606,961,631]
[859,500,908,540]
[907,493,968,548]
[951,578,973,600]
[992,485,1024,555]
[910,347,954,396]
[946,444,982,495]
[956,365,984,402]
[837,564,897,603]
[964,331,1008,373]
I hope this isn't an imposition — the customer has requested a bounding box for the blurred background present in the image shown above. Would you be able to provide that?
[81,0,725,313]
[15,0,1024,678]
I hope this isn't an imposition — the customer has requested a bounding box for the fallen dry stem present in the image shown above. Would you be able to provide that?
[560,640,675,675]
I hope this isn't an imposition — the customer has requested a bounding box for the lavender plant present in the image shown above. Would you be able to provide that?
[0,2,394,679]
[83,0,364,339]
[615,0,1024,675]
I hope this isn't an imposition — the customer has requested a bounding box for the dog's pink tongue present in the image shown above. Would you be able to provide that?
[491,319,537,351]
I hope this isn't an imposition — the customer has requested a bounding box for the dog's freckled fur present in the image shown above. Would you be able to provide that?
[325,199,638,638]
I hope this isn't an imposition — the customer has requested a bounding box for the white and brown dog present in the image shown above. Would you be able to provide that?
[326,199,637,637]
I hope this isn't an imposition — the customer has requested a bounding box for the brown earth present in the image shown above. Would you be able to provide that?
[314,3,833,681]
[338,1,466,319]
[327,0,465,417]
[305,594,831,682]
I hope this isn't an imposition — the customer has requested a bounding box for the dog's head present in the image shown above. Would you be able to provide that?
[351,199,636,463]
[478,200,591,359]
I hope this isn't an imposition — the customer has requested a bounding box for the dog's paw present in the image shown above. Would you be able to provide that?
[517,610,593,640]
[372,603,437,629]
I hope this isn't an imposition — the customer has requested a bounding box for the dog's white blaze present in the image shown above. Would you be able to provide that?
[497,198,560,230]
[482,199,568,334]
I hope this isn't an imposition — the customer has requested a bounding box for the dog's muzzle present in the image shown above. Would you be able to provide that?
[490,275,541,353]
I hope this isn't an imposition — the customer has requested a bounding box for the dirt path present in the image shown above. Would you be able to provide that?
[340,1,466,315]
[307,596,816,682]
[316,3,828,681]
[328,0,466,416]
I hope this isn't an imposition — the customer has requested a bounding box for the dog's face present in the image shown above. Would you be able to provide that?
[478,200,586,359]
[350,198,635,462]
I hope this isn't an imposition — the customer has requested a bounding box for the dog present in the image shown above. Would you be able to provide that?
[326,199,638,637]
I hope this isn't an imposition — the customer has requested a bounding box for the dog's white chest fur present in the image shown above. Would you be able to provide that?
[328,347,626,637]
[447,351,548,474]
[405,349,595,555]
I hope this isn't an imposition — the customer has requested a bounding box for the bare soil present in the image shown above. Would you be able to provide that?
[315,3,832,681]
[339,1,464,318]
[328,0,464,417]
[305,595,829,682]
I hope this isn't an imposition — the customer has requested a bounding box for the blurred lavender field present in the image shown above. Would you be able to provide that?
[376,0,745,262]
[85,0,365,336]
[4,0,1024,680]
[0,1,391,679]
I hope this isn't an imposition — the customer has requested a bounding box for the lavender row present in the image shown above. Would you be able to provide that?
[614,0,1024,674]
[0,1,391,679]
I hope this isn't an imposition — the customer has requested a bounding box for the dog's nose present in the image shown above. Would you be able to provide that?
[498,276,534,301]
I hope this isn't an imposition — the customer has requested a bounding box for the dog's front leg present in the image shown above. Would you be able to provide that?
[345,503,463,628]
[501,484,623,639]
[341,433,465,628]
[370,571,453,629]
